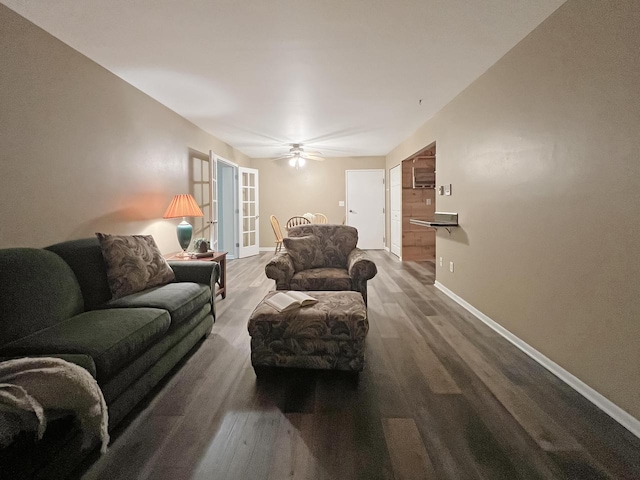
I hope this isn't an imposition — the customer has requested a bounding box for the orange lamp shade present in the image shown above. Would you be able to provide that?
[163,194,204,218]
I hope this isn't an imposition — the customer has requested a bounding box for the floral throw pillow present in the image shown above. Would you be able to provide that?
[283,235,324,272]
[96,233,175,299]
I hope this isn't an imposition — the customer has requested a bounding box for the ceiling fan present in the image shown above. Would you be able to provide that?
[274,144,324,168]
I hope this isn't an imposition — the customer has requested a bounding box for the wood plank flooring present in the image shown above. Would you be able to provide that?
[78,251,640,480]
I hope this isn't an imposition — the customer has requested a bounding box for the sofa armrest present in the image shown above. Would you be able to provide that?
[347,249,377,304]
[169,261,221,320]
[265,253,295,290]
[169,261,220,286]
[347,249,377,281]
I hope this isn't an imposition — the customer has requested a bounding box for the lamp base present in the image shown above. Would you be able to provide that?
[176,218,193,252]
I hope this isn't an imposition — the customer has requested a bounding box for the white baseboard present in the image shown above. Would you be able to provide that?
[384,246,390,252]
[259,247,277,253]
[434,281,640,439]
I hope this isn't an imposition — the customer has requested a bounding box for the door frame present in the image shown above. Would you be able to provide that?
[214,155,239,259]
[345,169,385,250]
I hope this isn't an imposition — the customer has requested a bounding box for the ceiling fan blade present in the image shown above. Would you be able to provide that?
[303,155,324,161]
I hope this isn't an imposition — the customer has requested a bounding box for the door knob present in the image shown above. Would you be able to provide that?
[349,210,357,214]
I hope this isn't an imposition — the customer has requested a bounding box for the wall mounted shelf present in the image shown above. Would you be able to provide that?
[409,212,459,234]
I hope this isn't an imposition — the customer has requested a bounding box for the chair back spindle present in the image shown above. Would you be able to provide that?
[286,216,311,230]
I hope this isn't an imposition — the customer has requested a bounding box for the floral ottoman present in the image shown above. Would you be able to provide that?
[248,291,368,372]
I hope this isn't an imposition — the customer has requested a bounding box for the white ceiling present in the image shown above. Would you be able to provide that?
[2,0,565,159]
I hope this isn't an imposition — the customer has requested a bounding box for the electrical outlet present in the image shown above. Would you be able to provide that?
[449,261,454,273]
[426,198,431,205]
[439,257,443,267]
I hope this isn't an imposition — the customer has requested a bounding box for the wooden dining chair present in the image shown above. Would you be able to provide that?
[286,216,311,230]
[313,213,328,224]
[270,215,284,253]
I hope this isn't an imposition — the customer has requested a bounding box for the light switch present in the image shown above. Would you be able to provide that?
[339,201,345,207]
[438,186,444,195]
[449,261,454,273]
[444,184,452,196]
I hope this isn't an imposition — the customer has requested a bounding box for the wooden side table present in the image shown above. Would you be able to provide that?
[164,251,227,299]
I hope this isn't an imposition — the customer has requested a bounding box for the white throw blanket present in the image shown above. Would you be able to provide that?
[0,357,109,453]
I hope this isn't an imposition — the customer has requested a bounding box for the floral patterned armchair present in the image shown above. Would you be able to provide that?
[265,224,377,303]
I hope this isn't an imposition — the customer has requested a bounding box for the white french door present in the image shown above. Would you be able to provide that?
[208,150,219,252]
[345,169,385,250]
[238,167,260,258]
[390,165,402,258]
[191,152,213,249]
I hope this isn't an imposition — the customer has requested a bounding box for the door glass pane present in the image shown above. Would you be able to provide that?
[242,187,248,202]
[243,203,249,216]
[243,232,249,247]
[250,217,255,231]
[249,188,255,202]
[243,217,249,231]
[249,203,255,216]
[249,231,255,245]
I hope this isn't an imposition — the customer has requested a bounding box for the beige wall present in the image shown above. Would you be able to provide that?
[386,0,640,419]
[253,156,386,249]
[0,5,250,253]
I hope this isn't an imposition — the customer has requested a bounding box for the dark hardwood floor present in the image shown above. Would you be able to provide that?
[79,251,640,480]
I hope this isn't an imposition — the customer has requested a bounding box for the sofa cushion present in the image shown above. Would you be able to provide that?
[100,303,211,404]
[46,238,113,310]
[103,283,211,327]
[283,235,324,272]
[287,225,358,268]
[290,268,352,292]
[96,233,175,299]
[0,248,84,346]
[0,308,170,383]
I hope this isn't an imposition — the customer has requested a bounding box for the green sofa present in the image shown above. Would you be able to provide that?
[0,238,219,479]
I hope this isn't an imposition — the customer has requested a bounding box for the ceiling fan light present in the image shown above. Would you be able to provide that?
[298,157,306,167]
[289,157,297,166]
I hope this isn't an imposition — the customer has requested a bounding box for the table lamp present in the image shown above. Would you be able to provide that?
[163,194,204,256]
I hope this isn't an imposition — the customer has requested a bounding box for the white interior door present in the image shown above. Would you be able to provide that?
[390,165,402,258]
[238,167,259,258]
[208,151,218,252]
[346,169,385,250]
